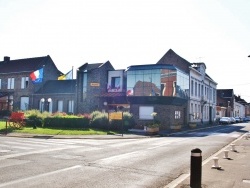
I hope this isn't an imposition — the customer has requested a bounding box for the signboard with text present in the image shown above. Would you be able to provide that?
[109,112,123,120]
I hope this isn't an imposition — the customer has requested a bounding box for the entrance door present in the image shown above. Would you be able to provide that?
[20,97,29,110]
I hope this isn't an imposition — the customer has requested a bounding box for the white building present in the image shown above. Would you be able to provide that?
[189,63,217,125]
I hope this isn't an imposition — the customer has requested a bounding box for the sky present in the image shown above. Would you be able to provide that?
[1,0,250,102]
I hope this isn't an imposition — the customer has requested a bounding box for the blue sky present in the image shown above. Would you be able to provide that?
[1,0,250,102]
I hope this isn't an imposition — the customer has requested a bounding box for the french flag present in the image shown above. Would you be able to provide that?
[30,68,44,83]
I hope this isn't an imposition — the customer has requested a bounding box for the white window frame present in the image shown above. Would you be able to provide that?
[7,78,14,89]
[21,77,29,89]
[175,111,181,119]
[58,100,63,112]
[68,100,74,113]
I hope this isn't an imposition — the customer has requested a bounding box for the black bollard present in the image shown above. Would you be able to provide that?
[190,148,202,188]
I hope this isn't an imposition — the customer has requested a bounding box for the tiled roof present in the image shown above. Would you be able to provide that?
[78,63,104,71]
[0,55,54,74]
[156,49,191,66]
[78,61,113,71]
[36,80,76,94]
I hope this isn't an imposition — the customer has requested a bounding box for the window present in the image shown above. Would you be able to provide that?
[191,80,194,96]
[190,103,194,119]
[175,111,181,119]
[83,72,87,100]
[68,100,74,113]
[213,88,216,103]
[201,85,204,97]
[21,77,29,89]
[198,83,200,97]
[7,78,14,89]
[57,100,63,112]
[194,104,197,119]
[139,106,154,120]
[111,77,120,90]
[195,82,197,96]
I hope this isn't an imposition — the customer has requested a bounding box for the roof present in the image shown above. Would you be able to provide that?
[126,64,177,71]
[156,49,191,66]
[35,80,76,94]
[217,89,234,98]
[0,55,55,74]
[235,95,247,105]
[78,61,113,71]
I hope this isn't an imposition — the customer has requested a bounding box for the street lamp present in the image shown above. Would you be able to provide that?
[103,101,108,113]
[41,98,45,112]
[47,98,52,112]
[228,101,230,117]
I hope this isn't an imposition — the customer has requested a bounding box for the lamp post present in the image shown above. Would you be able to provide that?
[41,98,45,113]
[228,101,230,117]
[47,98,52,112]
[103,101,108,113]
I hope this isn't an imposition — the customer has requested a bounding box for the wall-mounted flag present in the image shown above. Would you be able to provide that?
[30,68,43,83]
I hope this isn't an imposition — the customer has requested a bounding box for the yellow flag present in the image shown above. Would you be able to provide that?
[58,70,73,80]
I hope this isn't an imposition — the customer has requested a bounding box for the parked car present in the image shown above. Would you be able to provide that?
[242,117,250,122]
[235,117,241,123]
[230,117,236,124]
[219,117,231,124]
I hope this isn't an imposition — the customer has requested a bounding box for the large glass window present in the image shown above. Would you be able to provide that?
[127,66,189,99]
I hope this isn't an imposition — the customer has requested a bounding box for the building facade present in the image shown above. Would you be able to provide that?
[0,56,62,112]
[189,63,217,125]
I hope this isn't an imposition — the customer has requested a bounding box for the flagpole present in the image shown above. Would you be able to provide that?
[42,65,45,95]
[71,66,74,113]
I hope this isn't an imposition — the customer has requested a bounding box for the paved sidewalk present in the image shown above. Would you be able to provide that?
[167,133,250,188]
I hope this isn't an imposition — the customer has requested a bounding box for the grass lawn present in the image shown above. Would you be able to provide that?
[0,121,115,135]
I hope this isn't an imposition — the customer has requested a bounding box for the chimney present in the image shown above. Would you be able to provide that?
[4,56,10,62]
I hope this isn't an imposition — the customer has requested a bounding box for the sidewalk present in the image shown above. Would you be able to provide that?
[167,132,250,188]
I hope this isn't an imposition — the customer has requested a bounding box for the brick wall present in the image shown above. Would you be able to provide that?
[130,103,187,130]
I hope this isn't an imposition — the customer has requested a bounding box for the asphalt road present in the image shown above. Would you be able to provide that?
[0,123,249,188]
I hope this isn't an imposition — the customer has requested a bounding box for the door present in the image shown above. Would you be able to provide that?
[20,97,29,110]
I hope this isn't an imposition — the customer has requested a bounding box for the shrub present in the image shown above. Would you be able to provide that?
[43,117,90,129]
[109,112,135,131]
[90,111,109,129]
[24,110,45,127]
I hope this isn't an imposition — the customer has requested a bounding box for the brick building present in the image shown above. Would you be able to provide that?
[0,56,62,112]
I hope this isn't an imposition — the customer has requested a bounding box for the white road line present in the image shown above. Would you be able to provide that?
[0,145,82,160]
[0,165,82,188]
